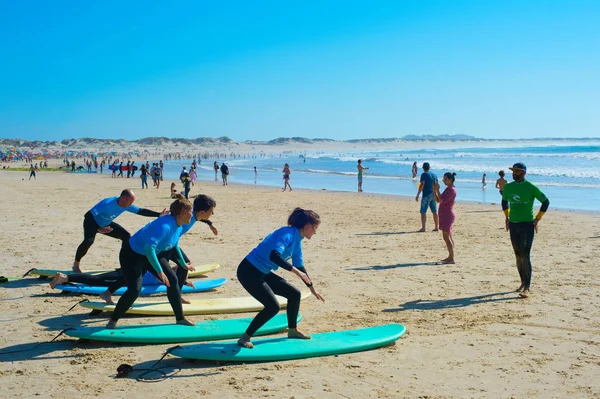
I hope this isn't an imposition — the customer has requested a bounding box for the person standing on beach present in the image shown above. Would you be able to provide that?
[496,170,507,195]
[117,162,124,178]
[412,162,418,179]
[28,164,37,180]
[282,163,292,192]
[254,166,258,184]
[415,162,439,232]
[220,163,229,185]
[126,161,131,178]
[482,173,487,188]
[140,164,148,189]
[236,208,325,348]
[213,161,219,181]
[72,189,167,273]
[357,159,369,192]
[434,172,457,264]
[502,162,550,298]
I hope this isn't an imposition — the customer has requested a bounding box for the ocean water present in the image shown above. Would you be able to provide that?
[161,143,600,212]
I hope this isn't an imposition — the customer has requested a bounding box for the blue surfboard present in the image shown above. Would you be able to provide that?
[170,323,406,362]
[55,277,226,296]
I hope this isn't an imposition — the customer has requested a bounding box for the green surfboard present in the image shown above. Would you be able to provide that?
[64,313,301,344]
[170,323,406,362]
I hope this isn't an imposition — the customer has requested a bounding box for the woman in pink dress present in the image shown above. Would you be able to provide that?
[434,172,457,264]
[189,167,197,186]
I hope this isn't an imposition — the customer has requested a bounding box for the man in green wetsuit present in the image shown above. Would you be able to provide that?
[501,162,550,298]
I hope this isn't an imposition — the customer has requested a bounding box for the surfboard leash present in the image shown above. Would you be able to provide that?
[0,328,74,355]
[0,299,90,323]
[115,345,182,382]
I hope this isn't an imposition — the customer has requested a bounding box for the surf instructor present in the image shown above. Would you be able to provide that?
[236,207,325,349]
[501,162,550,298]
[73,189,167,273]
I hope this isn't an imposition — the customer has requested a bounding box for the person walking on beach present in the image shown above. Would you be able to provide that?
[434,172,457,264]
[236,208,325,349]
[220,163,229,185]
[282,163,292,192]
[415,162,439,232]
[501,162,550,298]
[357,159,369,192]
[117,162,124,178]
[189,167,197,186]
[154,165,162,189]
[140,164,148,189]
[72,189,167,273]
[254,167,258,184]
[482,173,487,188]
[213,161,219,181]
[106,195,211,329]
[412,162,418,179]
[28,164,37,180]
[496,170,507,196]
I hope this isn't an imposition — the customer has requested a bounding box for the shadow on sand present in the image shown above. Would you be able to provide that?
[355,231,423,236]
[383,291,518,312]
[347,262,441,271]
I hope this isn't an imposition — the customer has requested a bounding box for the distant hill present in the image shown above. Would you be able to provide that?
[1,134,598,149]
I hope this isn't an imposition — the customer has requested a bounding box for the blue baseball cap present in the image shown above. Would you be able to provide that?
[509,162,527,172]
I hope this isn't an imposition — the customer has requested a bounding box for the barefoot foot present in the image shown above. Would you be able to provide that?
[417,228,426,233]
[519,289,530,298]
[181,297,191,304]
[237,333,254,348]
[176,318,195,326]
[515,284,524,293]
[72,262,82,273]
[441,259,455,264]
[99,290,115,305]
[49,272,68,289]
[288,328,311,340]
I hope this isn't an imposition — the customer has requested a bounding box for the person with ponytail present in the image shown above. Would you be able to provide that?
[236,207,325,349]
[107,194,216,328]
[434,172,457,264]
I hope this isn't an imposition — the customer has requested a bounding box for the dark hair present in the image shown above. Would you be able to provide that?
[358,159,362,164]
[170,195,192,215]
[120,189,134,198]
[423,162,430,171]
[444,172,457,183]
[193,194,216,212]
[498,170,505,177]
[287,208,320,229]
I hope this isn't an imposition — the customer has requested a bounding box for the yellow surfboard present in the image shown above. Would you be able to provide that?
[80,291,311,316]
[26,263,220,278]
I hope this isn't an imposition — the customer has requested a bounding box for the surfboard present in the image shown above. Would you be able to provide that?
[64,313,301,344]
[170,324,406,362]
[80,291,311,316]
[55,278,226,296]
[26,263,220,278]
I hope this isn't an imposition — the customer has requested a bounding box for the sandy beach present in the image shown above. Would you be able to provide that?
[1,158,599,398]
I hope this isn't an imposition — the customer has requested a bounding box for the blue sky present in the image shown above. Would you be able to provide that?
[1,1,599,141]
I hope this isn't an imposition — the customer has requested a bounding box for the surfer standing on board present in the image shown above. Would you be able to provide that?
[73,189,167,273]
[236,207,325,349]
[107,194,216,329]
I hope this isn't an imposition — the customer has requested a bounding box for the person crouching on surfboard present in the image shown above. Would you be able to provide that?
[237,207,325,349]
[107,194,216,329]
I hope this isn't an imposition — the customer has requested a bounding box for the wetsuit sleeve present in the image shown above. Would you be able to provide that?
[200,219,212,226]
[539,198,549,212]
[136,208,161,217]
[501,200,509,218]
[173,245,187,267]
[269,250,293,271]
[143,245,164,275]
[295,266,312,287]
